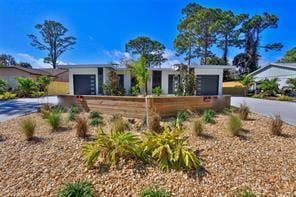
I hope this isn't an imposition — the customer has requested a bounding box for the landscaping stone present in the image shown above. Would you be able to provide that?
[0,112,295,196]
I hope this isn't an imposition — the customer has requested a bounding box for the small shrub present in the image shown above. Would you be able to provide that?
[89,111,102,119]
[111,118,129,133]
[31,91,45,98]
[89,117,103,127]
[130,86,140,96]
[148,115,161,132]
[152,86,162,96]
[110,113,122,122]
[0,79,8,94]
[238,103,250,120]
[68,106,79,121]
[228,113,242,136]
[271,114,283,136]
[58,180,93,197]
[47,112,62,131]
[172,111,187,129]
[202,109,215,124]
[20,118,36,140]
[51,105,65,113]
[193,119,203,136]
[277,95,294,101]
[140,187,171,197]
[82,130,143,167]
[75,116,88,138]
[0,92,17,100]
[40,104,51,119]
[236,187,256,197]
[252,93,264,98]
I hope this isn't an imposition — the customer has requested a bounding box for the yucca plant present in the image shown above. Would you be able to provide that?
[82,130,144,167]
[75,116,88,138]
[58,180,93,197]
[14,77,38,97]
[140,187,171,197]
[228,113,242,136]
[238,103,250,120]
[47,112,62,131]
[111,118,129,133]
[20,118,36,140]
[271,114,283,136]
[142,125,200,171]
[202,109,215,124]
[193,119,203,136]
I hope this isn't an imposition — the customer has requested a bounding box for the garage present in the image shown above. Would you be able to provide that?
[196,75,219,95]
[73,74,96,95]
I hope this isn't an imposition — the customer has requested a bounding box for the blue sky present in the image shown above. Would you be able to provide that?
[0,0,295,68]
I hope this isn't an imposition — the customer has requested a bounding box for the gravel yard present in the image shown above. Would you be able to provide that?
[0,112,295,196]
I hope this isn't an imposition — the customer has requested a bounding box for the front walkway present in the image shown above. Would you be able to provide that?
[231,97,296,125]
[0,96,58,122]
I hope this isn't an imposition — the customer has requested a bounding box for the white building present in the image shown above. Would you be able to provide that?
[58,64,232,96]
[249,63,296,89]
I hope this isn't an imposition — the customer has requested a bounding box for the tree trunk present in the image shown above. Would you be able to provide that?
[223,35,228,65]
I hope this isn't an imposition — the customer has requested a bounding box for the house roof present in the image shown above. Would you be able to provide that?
[57,64,117,69]
[0,66,53,76]
[249,63,296,76]
[39,68,68,77]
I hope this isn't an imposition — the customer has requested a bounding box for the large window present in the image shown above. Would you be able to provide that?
[117,74,124,90]
[152,71,162,88]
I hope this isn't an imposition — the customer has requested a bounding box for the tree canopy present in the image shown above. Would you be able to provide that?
[279,47,296,63]
[125,36,167,67]
[28,20,76,69]
[0,54,17,66]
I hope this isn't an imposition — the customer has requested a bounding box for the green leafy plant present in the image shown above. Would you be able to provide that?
[238,103,250,120]
[58,180,93,197]
[286,78,296,91]
[31,91,45,98]
[47,112,62,131]
[102,70,124,96]
[111,118,130,133]
[37,75,51,94]
[130,86,140,96]
[228,113,242,136]
[152,86,162,96]
[140,187,171,197]
[236,187,256,197]
[82,130,143,167]
[89,117,103,127]
[89,111,102,119]
[193,119,203,136]
[258,78,279,96]
[75,116,88,138]
[172,111,187,129]
[251,93,264,99]
[271,114,283,136]
[0,92,17,100]
[20,118,36,140]
[0,78,8,94]
[202,109,215,124]
[68,106,79,121]
[148,115,161,132]
[142,125,200,171]
[14,77,38,97]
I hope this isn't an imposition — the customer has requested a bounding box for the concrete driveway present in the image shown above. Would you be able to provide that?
[0,96,58,122]
[231,97,296,125]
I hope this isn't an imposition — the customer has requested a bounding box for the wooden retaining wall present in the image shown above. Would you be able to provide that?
[58,95,230,118]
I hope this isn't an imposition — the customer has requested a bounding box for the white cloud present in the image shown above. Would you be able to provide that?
[160,49,180,68]
[103,50,132,60]
[16,53,71,68]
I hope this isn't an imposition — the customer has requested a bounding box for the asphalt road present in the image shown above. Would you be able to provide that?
[0,96,58,122]
[231,97,296,126]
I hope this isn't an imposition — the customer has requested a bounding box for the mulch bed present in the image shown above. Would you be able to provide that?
[0,112,295,196]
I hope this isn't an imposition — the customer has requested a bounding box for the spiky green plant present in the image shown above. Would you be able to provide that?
[152,86,162,96]
[89,117,103,127]
[58,180,93,197]
[47,112,62,131]
[14,77,38,97]
[140,187,171,197]
[258,78,279,96]
[202,109,215,124]
[0,78,8,94]
[82,130,143,167]
[172,111,187,129]
[89,111,102,119]
[20,118,36,140]
[228,113,242,136]
[142,125,200,171]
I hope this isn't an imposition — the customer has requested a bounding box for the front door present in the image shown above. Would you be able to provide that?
[196,75,219,95]
[73,74,96,95]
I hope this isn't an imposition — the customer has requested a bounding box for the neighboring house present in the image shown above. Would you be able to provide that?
[249,63,296,89]
[0,66,68,89]
[58,64,232,96]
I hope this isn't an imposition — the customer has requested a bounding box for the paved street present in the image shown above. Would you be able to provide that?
[231,97,296,125]
[0,96,58,122]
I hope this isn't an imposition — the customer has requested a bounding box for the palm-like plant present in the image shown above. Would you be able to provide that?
[14,77,38,97]
[241,75,255,94]
[82,130,143,167]
[286,78,296,91]
[0,78,8,94]
[37,75,51,95]
[258,78,279,96]
[142,125,200,171]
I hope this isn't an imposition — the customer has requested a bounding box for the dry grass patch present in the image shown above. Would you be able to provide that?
[238,103,250,120]
[20,118,36,140]
[227,113,242,136]
[271,115,283,136]
[193,119,203,136]
[75,115,88,138]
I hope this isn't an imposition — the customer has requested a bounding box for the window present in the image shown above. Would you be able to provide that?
[152,71,162,88]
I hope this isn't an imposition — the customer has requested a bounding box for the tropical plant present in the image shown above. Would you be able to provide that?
[228,113,242,136]
[152,86,162,96]
[37,75,51,95]
[148,115,161,133]
[14,77,38,97]
[111,118,130,133]
[202,109,215,124]
[128,56,149,95]
[58,180,93,197]
[172,111,188,129]
[241,75,255,91]
[258,78,279,96]
[140,187,171,197]
[102,70,124,96]
[130,86,140,96]
[47,112,62,131]
[286,78,296,91]
[193,119,203,136]
[0,92,17,100]
[20,118,36,140]
[142,125,200,171]
[0,78,8,94]
[271,114,283,136]
[28,20,76,69]
[68,106,79,121]
[82,130,143,167]
[238,103,250,120]
[75,116,88,138]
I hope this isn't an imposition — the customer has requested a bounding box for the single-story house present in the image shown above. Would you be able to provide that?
[0,66,68,89]
[58,64,232,96]
[249,63,296,89]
